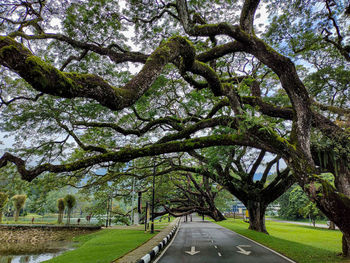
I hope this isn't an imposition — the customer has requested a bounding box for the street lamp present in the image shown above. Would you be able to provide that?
[151,158,156,233]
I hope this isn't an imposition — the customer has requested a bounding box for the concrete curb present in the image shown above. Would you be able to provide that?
[136,221,179,263]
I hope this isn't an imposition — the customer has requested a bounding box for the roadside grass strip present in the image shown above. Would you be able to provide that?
[136,222,179,263]
[215,219,345,263]
[44,229,156,263]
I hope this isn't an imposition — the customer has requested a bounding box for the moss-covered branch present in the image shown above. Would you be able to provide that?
[157,116,239,143]
[0,133,264,182]
[0,35,195,111]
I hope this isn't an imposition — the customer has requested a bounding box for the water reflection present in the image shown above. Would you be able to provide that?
[0,241,75,263]
[0,253,60,263]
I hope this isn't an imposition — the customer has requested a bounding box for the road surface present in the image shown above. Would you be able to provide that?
[156,215,294,263]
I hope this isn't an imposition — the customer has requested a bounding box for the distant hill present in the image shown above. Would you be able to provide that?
[253,173,263,181]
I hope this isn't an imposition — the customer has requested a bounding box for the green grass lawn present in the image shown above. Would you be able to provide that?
[267,216,329,225]
[44,229,156,263]
[215,219,346,263]
[2,214,59,224]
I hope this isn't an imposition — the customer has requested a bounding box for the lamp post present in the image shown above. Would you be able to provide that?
[151,158,156,234]
[105,195,110,227]
[131,177,135,225]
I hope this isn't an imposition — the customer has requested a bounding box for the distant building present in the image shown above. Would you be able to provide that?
[232,201,246,214]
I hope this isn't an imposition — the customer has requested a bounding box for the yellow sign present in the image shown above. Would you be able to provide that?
[245,210,249,218]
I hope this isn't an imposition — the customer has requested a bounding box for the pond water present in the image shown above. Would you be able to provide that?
[0,240,75,263]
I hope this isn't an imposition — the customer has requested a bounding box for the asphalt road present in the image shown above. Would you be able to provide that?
[156,215,294,263]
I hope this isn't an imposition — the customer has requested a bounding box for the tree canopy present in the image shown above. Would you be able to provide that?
[0,0,349,256]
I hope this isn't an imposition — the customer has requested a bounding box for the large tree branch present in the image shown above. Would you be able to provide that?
[157,116,238,143]
[175,0,313,160]
[240,0,261,34]
[0,35,195,111]
[73,116,184,137]
[248,149,265,181]
[261,167,294,203]
[0,133,272,181]
[260,155,280,185]
[196,41,245,63]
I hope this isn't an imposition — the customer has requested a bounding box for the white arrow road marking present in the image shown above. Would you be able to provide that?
[185,246,200,256]
[236,245,251,255]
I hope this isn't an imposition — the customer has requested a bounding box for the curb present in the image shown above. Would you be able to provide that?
[136,221,179,263]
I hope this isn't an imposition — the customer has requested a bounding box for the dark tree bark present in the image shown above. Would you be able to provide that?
[246,201,268,233]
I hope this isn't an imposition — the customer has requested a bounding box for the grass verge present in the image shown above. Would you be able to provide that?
[44,229,156,263]
[215,219,346,263]
[267,216,329,225]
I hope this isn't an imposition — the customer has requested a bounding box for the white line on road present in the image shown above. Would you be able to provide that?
[214,245,217,249]
[218,252,222,257]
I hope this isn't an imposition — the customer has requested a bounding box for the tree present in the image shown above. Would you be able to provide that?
[170,147,293,233]
[12,194,26,222]
[57,198,65,224]
[0,0,349,256]
[64,194,76,225]
[154,171,226,221]
[0,192,8,223]
[285,186,325,225]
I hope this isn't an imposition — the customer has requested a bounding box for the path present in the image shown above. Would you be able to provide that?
[156,215,294,263]
[114,218,180,263]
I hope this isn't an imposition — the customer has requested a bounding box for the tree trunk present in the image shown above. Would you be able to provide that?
[67,209,71,225]
[291,149,350,257]
[343,234,350,257]
[314,152,350,252]
[247,201,268,234]
[58,212,63,224]
[0,211,2,223]
[335,161,350,256]
[210,208,226,221]
[334,159,350,197]
[14,209,20,222]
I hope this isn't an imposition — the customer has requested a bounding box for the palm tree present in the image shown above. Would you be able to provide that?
[0,192,8,223]
[12,195,26,222]
[57,198,65,224]
[64,194,76,225]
